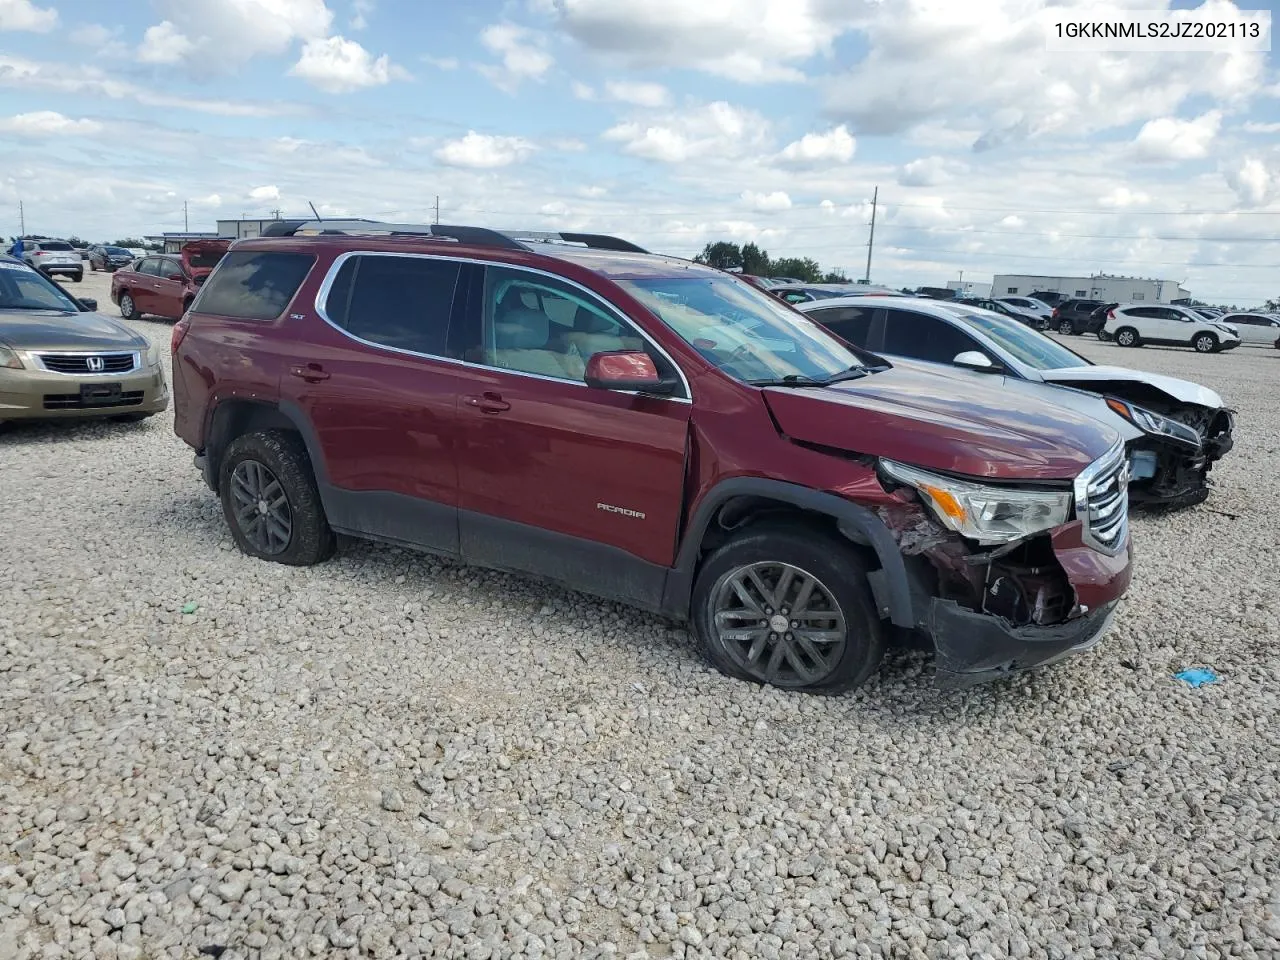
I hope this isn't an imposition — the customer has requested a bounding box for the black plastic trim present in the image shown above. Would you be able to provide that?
[660,477,914,626]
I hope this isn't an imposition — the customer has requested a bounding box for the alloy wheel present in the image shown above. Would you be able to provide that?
[230,459,293,555]
[710,561,847,687]
[1195,335,1215,353]
[1058,320,1073,335]
[120,294,134,317]
[1117,330,1136,346]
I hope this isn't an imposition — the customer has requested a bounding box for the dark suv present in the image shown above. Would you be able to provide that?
[1052,299,1106,335]
[172,221,1133,692]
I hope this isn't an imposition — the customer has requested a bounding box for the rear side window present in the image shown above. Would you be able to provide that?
[138,258,161,276]
[322,254,460,356]
[807,305,874,346]
[193,251,315,321]
[882,309,979,363]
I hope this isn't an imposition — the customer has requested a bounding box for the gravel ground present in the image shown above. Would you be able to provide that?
[2,271,1278,960]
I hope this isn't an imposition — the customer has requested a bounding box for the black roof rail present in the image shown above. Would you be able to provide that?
[257,219,647,254]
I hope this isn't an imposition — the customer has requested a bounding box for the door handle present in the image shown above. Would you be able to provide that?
[463,392,510,414]
[289,363,330,383]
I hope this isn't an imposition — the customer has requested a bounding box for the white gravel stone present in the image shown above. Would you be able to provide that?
[1,276,1278,959]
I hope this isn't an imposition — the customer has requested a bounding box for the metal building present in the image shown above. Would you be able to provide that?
[992,273,1191,304]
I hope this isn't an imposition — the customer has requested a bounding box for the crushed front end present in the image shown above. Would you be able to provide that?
[876,442,1132,687]
[1115,400,1234,510]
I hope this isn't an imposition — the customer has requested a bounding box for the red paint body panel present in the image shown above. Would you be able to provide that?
[456,367,689,566]
[110,259,199,321]
[762,366,1117,481]
[1051,521,1133,611]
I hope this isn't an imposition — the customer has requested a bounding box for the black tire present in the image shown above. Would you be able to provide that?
[118,291,140,321]
[1193,332,1218,354]
[691,523,884,694]
[71,272,82,282]
[1057,319,1073,335]
[218,430,335,566]
[90,260,98,272]
[1115,327,1140,347]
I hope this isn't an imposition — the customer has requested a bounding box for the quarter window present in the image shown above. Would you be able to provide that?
[323,255,460,356]
[191,251,315,321]
[807,305,874,347]
[478,266,647,382]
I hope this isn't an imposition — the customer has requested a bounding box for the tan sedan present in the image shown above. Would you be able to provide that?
[0,257,168,424]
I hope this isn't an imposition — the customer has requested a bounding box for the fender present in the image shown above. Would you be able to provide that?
[659,476,914,628]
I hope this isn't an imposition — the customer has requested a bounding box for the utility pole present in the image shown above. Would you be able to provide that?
[864,186,878,283]
[183,201,189,232]
[434,195,439,224]
[19,200,25,235]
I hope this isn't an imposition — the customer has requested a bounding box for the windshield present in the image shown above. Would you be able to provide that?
[0,263,81,311]
[106,246,132,256]
[940,306,1091,370]
[619,276,862,384]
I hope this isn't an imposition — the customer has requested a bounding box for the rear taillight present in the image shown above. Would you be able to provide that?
[171,315,190,355]
[1107,309,1115,319]
[34,251,46,256]
[1051,307,1059,317]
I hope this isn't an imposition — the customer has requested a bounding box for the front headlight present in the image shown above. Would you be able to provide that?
[1104,397,1201,447]
[880,459,1073,545]
[0,345,23,370]
[144,341,161,367]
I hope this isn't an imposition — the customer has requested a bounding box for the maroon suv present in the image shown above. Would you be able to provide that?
[172,221,1133,692]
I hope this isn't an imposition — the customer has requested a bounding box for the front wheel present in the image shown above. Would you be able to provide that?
[1058,320,1073,335]
[1194,333,1218,353]
[691,524,884,694]
[219,430,335,566]
[71,272,82,282]
[1115,327,1140,347]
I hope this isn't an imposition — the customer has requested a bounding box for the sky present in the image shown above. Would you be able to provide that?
[1,0,1278,305]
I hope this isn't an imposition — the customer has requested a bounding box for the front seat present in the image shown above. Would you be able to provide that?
[491,307,573,379]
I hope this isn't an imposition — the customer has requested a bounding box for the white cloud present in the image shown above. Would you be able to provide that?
[740,190,792,212]
[1131,111,1222,162]
[572,81,595,99]
[249,185,281,203]
[778,125,855,164]
[579,185,608,198]
[821,1,1266,145]
[434,131,537,168]
[603,100,767,163]
[1098,186,1152,208]
[478,22,553,92]
[0,111,102,136]
[290,35,404,93]
[423,55,459,70]
[898,156,954,187]
[69,23,116,46]
[1223,157,1274,207]
[540,200,571,216]
[0,0,56,31]
[548,0,861,83]
[1242,121,1280,134]
[138,22,194,65]
[603,80,669,107]
[350,0,373,30]
[138,0,334,71]
[999,214,1025,228]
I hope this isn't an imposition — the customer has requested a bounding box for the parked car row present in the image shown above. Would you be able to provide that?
[160,219,1242,697]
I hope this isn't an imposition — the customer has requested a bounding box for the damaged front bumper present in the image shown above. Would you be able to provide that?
[931,597,1119,688]
[1127,409,1234,509]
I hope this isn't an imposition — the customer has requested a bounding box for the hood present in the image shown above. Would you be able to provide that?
[1038,365,1223,409]
[0,310,146,351]
[762,363,1120,481]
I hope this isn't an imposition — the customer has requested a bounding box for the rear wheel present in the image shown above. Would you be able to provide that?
[71,272,82,282]
[1115,327,1140,347]
[1194,332,1218,353]
[118,292,140,321]
[1057,319,1073,335]
[219,430,335,566]
[691,524,884,694]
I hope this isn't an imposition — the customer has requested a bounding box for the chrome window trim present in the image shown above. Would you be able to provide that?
[311,250,693,403]
[31,351,141,376]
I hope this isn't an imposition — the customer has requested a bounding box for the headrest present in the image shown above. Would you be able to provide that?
[494,308,549,349]
[574,305,613,334]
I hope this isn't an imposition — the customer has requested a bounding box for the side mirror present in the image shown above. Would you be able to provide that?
[584,350,678,395]
[953,350,1000,372]
[78,298,98,311]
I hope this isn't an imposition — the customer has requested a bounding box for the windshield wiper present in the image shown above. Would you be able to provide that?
[747,374,822,388]
[820,366,871,385]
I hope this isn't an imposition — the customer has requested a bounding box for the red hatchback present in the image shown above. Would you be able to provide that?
[111,240,230,322]
[172,221,1133,692]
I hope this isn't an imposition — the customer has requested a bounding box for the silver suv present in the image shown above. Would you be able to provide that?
[21,238,83,282]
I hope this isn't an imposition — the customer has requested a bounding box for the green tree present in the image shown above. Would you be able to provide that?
[112,237,148,248]
[771,257,824,283]
[693,241,743,270]
[822,270,851,283]
[740,242,770,276]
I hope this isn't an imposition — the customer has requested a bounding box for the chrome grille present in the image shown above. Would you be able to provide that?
[1074,442,1130,555]
[35,352,139,375]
